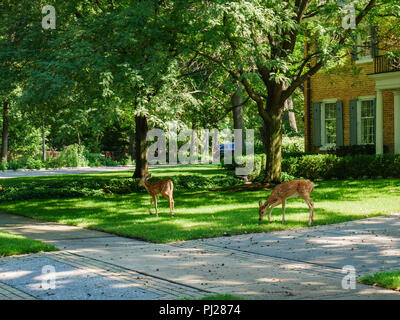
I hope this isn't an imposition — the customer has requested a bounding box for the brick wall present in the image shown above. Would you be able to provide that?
[304,59,395,153]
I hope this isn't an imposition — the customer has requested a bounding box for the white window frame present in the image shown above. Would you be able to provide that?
[320,98,337,150]
[357,95,376,145]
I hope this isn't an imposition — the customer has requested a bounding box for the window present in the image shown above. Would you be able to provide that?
[358,100,375,144]
[325,103,337,144]
[320,100,337,149]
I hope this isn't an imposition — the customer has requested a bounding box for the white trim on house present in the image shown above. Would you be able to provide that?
[356,57,373,65]
[376,89,384,154]
[322,98,338,104]
[368,71,400,91]
[368,72,400,154]
[394,90,400,154]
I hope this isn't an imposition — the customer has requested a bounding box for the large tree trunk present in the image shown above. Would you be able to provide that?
[282,83,297,132]
[133,115,149,178]
[1,102,10,163]
[285,95,298,132]
[264,107,283,183]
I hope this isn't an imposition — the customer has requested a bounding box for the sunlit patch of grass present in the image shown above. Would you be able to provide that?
[0,231,58,257]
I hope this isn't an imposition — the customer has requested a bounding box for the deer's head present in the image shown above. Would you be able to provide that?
[138,173,151,187]
[258,200,269,221]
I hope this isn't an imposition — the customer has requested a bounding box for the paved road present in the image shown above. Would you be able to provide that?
[0,164,178,179]
[0,212,400,300]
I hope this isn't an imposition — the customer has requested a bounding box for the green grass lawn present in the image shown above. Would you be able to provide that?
[0,165,399,243]
[359,270,400,291]
[0,231,58,257]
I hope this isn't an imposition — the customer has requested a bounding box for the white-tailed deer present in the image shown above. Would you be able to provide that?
[258,180,314,226]
[138,173,174,217]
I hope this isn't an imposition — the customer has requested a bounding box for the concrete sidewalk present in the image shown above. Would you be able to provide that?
[1,211,400,300]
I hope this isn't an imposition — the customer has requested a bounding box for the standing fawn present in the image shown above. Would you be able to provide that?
[258,180,314,226]
[138,173,175,217]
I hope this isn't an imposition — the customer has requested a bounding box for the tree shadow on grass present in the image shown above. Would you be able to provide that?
[1,177,399,243]
[1,193,387,243]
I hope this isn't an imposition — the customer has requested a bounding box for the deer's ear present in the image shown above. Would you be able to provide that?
[259,200,262,207]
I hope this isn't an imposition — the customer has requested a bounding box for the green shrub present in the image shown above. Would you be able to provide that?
[334,145,376,157]
[222,154,266,180]
[0,161,6,171]
[7,160,21,171]
[25,157,43,170]
[56,144,89,167]
[281,136,305,154]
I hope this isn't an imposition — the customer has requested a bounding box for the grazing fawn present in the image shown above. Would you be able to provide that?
[258,180,314,226]
[138,173,175,217]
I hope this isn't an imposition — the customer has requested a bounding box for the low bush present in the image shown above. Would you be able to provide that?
[0,174,243,202]
[281,136,305,154]
[222,154,266,180]
[84,152,119,167]
[223,150,400,181]
[282,154,400,180]
[56,144,89,167]
[0,146,133,171]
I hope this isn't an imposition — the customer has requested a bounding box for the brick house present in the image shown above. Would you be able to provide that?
[304,26,400,154]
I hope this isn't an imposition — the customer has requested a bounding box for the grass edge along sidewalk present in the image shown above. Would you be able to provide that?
[0,230,58,257]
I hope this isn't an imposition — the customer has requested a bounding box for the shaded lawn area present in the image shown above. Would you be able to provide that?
[0,165,399,243]
[359,270,400,291]
[0,231,58,257]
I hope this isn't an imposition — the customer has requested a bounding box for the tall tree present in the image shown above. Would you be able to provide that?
[182,0,388,182]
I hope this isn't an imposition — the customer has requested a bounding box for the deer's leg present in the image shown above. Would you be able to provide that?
[301,194,314,226]
[154,196,158,217]
[282,200,286,223]
[162,190,174,218]
[149,197,153,215]
[170,196,174,218]
[307,200,314,226]
[268,200,282,222]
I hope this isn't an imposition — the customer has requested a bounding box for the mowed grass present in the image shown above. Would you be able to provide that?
[0,165,399,243]
[359,270,400,291]
[0,231,58,257]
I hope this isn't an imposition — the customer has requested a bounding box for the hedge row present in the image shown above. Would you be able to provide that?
[223,153,400,180]
[282,154,400,180]
[0,174,242,202]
